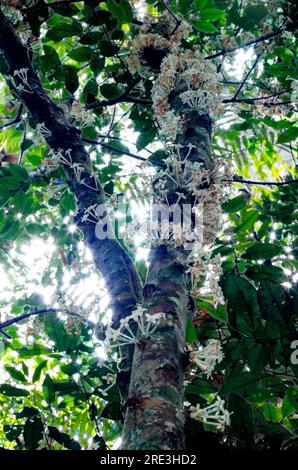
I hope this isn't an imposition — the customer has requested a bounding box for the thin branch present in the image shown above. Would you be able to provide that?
[227,177,298,186]
[0,308,95,338]
[205,26,285,60]
[160,0,181,25]
[82,138,148,163]
[223,89,291,104]
[0,104,23,130]
[21,0,82,10]
[18,118,27,165]
[222,80,271,91]
[233,54,261,100]
[80,378,108,449]
[86,79,151,110]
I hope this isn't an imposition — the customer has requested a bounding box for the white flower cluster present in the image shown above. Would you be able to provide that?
[186,248,225,307]
[127,11,191,77]
[1,4,23,25]
[70,101,95,129]
[33,122,52,144]
[153,49,223,141]
[105,305,166,354]
[188,396,230,431]
[13,68,32,94]
[48,148,99,193]
[190,339,223,378]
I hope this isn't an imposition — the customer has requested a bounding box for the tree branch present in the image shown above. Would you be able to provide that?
[233,53,260,101]
[0,104,23,130]
[228,177,298,186]
[0,9,142,401]
[222,89,292,104]
[0,307,96,339]
[205,27,284,60]
[86,79,151,110]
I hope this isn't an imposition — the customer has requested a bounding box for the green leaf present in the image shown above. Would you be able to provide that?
[101,402,122,421]
[39,45,61,71]
[61,363,79,376]
[16,406,39,419]
[228,394,253,442]
[148,150,167,166]
[64,65,79,94]
[69,46,95,62]
[46,21,82,41]
[194,0,209,12]
[186,318,197,343]
[202,8,225,20]
[234,210,258,234]
[194,20,218,33]
[48,426,81,450]
[82,78,98,103]
[100,83,121,99]
[225,274,261,335]
[4,424,22,441]
[60,190,77,215]
[32,360,48,383]
[99,40,119,57]
[222,195,247,213]
[277,126,298,144]
[245,265,286,283]
[282,387,298,418]
[24,417,43,450]
[136,129,156,150]
[0,384,29,397]
[0,175,20,190]
[258,279,292,323]
[221,371,267,394]
[43,374,55,404]
[242,242,282,260]
[5,366,27,383]
[8,163,29,181]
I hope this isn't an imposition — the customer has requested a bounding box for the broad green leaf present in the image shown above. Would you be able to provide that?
[24,417,43,450]
[242,242,282,260]
[0,384,29,397]
[221,371,267,394]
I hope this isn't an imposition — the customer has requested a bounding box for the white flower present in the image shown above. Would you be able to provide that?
[36,122,52,139]
[13,68,32,94]
[190,396,230,430]
[190,339,223,378]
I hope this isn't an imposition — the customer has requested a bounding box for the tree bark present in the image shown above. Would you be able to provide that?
[0,9,142,401]
[122,71,213,450]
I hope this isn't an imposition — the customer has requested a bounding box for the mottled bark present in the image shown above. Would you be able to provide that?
[122,79,213,450]
[0,10,142,400]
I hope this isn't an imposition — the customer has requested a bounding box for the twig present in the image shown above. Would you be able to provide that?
[0,104,23,130]
[205,27,285,60]
[86,79,151,110]
[82,138,148,163]
[233,54,261,100]
[0,308,95,338]
[227,177,298,186]
[223,89,291,104]
[80,378,109,450]
[18,118,27,165]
